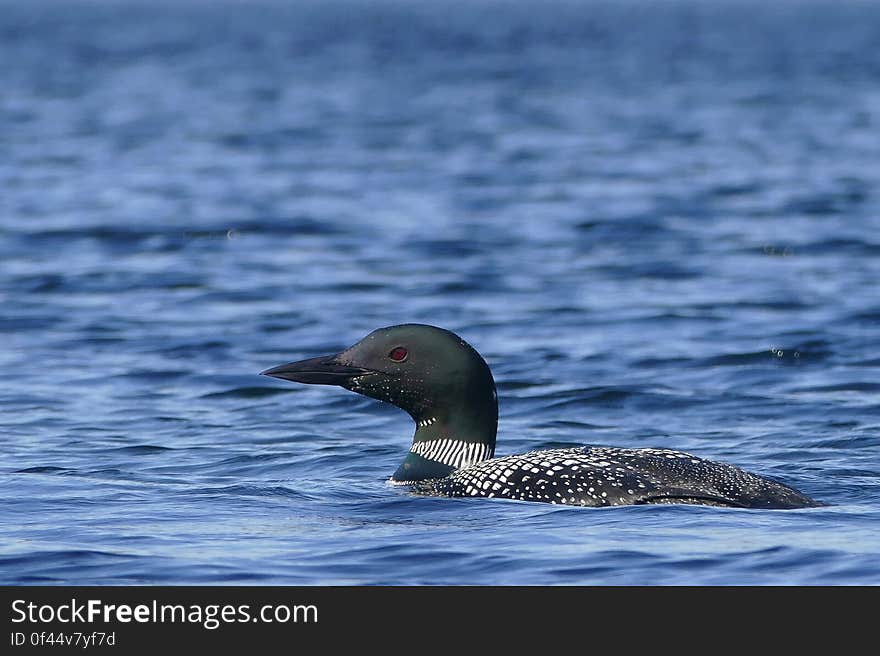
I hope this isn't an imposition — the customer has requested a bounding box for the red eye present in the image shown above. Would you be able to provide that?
[388,347,408,362]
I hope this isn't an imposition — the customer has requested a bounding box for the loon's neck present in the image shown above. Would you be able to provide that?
[391,408,497,483]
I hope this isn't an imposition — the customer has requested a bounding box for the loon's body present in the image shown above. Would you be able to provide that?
[412,447,813,508]
[263,324,820,509]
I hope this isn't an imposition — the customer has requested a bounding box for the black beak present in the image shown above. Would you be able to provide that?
[260,355,373,386]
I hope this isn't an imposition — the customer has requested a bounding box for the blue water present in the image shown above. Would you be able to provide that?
[2,0,879,585]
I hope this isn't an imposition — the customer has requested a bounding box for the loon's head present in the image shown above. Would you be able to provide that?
[262,324,498,481]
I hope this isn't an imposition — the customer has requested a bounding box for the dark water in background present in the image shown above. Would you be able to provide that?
[1,0,879,584]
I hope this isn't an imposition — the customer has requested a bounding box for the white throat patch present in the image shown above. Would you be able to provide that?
[410,438,493,469]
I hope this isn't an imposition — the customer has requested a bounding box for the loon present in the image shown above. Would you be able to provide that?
[262,324,820,509]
